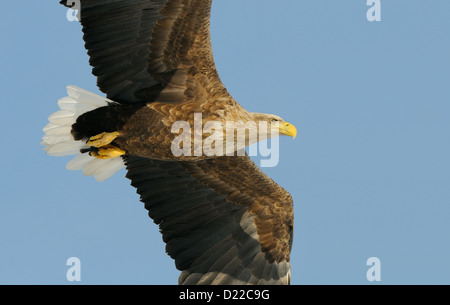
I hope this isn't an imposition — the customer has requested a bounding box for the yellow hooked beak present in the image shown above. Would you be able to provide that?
[279,122,297,139]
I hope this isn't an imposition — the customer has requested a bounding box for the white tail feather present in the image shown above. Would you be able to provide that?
[42,86,125,181]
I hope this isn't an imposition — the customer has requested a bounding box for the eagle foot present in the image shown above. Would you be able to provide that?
[89,145,125,159]
[87,131,120,148]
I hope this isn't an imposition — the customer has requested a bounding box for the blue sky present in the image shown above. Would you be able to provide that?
[1,0,450,284]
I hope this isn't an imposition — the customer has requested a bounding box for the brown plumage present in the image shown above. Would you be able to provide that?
[44,0,296,284]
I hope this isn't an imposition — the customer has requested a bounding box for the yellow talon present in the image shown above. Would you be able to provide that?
[89,145,125,159]
[87,131,120,148]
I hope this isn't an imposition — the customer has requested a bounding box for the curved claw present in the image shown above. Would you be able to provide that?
[87,131,120,148]
[89,145,125,159]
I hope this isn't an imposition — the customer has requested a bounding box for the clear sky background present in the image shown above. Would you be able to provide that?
[1,1,449,285]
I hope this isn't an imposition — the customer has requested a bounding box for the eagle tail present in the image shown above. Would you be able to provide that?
[42,86,125,181]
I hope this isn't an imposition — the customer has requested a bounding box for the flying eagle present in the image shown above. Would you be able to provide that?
[42,0,297,285]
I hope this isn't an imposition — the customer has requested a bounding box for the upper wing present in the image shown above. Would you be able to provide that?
[124,154,294,285]
[61,0,228,104]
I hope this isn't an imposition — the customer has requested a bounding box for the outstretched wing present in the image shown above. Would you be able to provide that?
[61,0,228,104]
[124,154,294,285]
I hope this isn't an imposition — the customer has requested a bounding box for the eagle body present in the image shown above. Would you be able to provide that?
[42,0,297,285]
[72,97,285,161]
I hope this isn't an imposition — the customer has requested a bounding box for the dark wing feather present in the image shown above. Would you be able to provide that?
[61,0,166,103]
[124,155,294,285]
[60,0,229,104]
